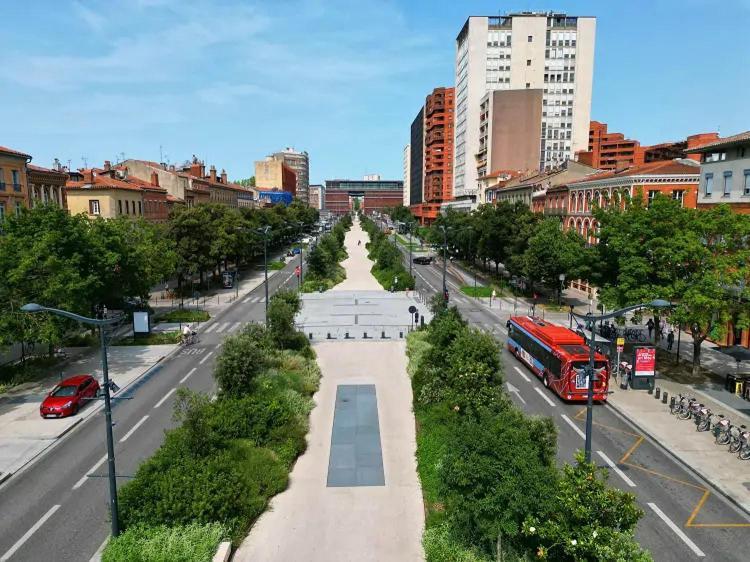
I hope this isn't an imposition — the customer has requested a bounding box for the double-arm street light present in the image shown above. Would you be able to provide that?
[257,225,271,323]
[21,303,123,537]
[571,299,672,462]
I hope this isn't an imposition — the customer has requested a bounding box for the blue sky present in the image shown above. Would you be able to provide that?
[1,0,748,184]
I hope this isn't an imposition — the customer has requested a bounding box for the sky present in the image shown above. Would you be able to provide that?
[1,0,748,184]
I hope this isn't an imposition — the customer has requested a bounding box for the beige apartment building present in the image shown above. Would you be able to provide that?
[0,145,31,220]
[254,157,297,195]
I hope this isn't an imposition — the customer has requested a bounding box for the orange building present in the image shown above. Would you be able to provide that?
[411,87,454,224]
[577,121,719,170]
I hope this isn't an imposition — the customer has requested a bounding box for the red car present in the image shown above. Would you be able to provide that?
[40,375,100,418]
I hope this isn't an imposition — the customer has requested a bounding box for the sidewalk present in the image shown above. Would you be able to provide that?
[0,264,280,483]
[608,380,750,515]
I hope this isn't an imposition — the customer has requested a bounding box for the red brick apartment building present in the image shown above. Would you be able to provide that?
[411,87,454,224]
[577,121,719,170]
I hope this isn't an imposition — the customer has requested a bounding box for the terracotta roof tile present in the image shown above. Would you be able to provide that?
[568,160,699,185]
[0,145,32,159]
[685,131,750,153]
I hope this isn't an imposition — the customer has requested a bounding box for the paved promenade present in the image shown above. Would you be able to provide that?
[236,217,424,561]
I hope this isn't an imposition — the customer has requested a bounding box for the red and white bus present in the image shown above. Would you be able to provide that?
[507,316,610,402]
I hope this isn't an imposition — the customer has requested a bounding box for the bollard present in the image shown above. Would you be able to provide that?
[670,395,676,409]
[662,391,668,404]
[309,333,313,340]
[327,332,332,340]
[345,331,350,339]
[381,331,386,339]
[399,331,403,339]
[655,387,660,399]
[363,332,368,339]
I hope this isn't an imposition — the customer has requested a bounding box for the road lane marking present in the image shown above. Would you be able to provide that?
[204,323,217,333]
[180,367,197,384]
[648,503,705,557]
[241,296,252,303]
[228,322,242,333]
[154,388,176,409]
[215,322,229,333]
[72,454,106,490]
[597,451,636,488]
[199,351,214,365]
[119,415,149,443]
[88,537,110,562]
[534,387,556,407]
[513,366,530,382]
[506,382,526,405]
[1,504,60,561]
[561,414,585,439]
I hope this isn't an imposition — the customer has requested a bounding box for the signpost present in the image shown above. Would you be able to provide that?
[615,337,624,378]
[408,305,417,331]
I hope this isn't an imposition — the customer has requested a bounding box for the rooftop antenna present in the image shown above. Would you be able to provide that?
[67,159,72,171]
[119,152,125,164]
[159,145,163,163]
[81,156,88,168]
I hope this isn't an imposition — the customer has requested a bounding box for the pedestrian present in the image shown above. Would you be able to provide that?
[646,318,655,340]
[659,319,666,338]
[102,304,108,319]
[667,330,675,351]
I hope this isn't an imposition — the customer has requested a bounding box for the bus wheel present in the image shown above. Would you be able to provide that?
[543,374,550,388]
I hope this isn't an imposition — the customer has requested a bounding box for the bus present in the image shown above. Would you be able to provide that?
[507,316,610,402]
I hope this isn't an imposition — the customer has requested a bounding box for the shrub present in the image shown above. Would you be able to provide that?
[102,522,227,562]
[439,407,558,554]
[160,309,210,323]
[423,523,492,562]
[213,332,269,396]
[267,294,310,354]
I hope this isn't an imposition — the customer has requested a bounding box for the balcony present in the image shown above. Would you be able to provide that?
[13,183,22,192]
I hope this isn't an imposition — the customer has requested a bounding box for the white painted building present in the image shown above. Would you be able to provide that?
[402,144,411,205]
[452,12,596,204]
[686,131,750,210]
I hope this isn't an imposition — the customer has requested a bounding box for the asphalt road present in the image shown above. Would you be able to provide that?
[407,249,750,561]
[0,257,304,562]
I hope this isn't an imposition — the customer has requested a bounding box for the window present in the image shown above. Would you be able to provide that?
[527,59,531,66]
[704,173,713,195]
[138,201,142,215]
[125,200,130,214]
[526,82,530,88]
[744,170,750,195]
[528,35,533,42]
[11,170,20,190]
[723,171,732,196]
[0,202,4,220]
[118,200,123,214]
[0,168,4,189]
[16,202,23,215]
[672,190,685,206]
[647,190,658,205]
[89,199,100,215]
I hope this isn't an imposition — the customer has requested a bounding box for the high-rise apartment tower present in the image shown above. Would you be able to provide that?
[452,12,596,204]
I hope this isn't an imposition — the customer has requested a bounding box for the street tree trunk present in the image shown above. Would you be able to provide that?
[691,333,704,377]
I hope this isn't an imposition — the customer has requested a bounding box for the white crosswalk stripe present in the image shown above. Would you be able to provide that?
[241,296,252,303]
[215,322,230,333]
[228,322,243,333]
[204,323,218,333]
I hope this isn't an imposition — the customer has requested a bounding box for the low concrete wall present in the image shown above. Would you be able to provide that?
[212,541,232,562]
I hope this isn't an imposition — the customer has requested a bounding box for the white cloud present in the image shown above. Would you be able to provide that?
[72,1,105,31]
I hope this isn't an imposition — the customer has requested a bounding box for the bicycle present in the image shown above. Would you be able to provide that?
[713,416,731,444]
[739,430,750,460]
[670,393,690,415]
[728,424,747,454]
[180,331,197,346]
[694,407,713,431]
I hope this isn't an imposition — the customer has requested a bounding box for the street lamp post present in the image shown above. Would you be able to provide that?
[439,225,448,301]
[257,225,271,323]
[570,299,672,463]
[21,304,123,537]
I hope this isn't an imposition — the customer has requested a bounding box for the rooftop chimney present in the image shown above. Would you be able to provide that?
[104,160,111,171]
[220,169,227,184]
[150,171,160,187]
[615,160,630,173]
[209,165,217,182]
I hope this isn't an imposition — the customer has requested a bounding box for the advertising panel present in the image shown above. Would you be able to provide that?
[633,347,656,377]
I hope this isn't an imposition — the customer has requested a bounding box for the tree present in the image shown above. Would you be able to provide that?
[522,219,586,298]
[168,205,215,291]
[523,452,650,561]
[236,176,255,187]
[213,331,269,396]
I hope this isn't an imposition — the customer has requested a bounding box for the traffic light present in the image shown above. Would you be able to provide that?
[414,311,420,324]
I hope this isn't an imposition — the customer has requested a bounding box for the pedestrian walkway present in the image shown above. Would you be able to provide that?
[332,218,382,291]
[236,217,424,561]
[608,380,750,514]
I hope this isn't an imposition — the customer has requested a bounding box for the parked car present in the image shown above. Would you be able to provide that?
[40,375,100,418]
[291,247,302,255]
[412,256,434,265]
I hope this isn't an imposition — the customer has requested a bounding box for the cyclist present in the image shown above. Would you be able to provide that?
[181,324,193,345]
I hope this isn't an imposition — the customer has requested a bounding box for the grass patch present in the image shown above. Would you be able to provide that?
[301,265,346,293]
[114,332,182,346]
[103,523,227,562]
[64,331,98,347]
[459,286,495,298]
[538,302,568,312]
[268,260,287,270]
[159,309,210,323]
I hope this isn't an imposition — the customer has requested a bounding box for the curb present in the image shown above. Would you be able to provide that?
[605,398,750,521]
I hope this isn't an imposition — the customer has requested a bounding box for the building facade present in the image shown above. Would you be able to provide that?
[254,157,297,197]
[324,178,404,215]
[452,12,596,203]
[27,163,67,209]
[409,87,455,224]
[0,146,31,220]
[687,131,750,213]
[577,121,720,170]
[272,148,309,204]
[476,88,543,203]
[402,144,411,206]
[488,160,595,208]
[309,184,322,210]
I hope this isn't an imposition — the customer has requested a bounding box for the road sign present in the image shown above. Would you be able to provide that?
[616,345,624,353]
[408,305,417,314]
[616,337,625,346]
